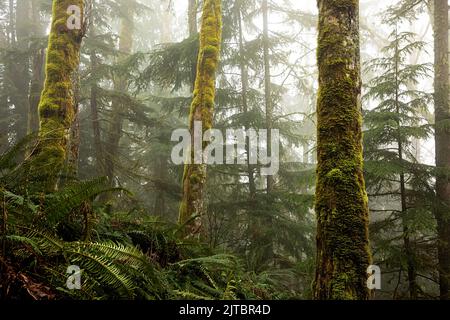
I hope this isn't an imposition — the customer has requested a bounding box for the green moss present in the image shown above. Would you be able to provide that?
[28,0,84,193]
[326,168,344,181]
[179,0,222,230]
[203,45,219,57]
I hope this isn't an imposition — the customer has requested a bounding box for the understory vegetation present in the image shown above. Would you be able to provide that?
[0,137,309,300]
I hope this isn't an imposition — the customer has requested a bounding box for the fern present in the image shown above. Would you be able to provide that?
[5,226,166,299]
[43,178,128,225]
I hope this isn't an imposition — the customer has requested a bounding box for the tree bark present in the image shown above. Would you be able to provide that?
[314,0,371,300]
[178,0,222,235]
[433,0,450,300]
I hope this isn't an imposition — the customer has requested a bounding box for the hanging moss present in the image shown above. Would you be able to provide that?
[313,0,372,300]
[28,0,84,193]
[178,0,222,233]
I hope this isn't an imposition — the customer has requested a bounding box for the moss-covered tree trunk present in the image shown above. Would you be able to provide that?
[28,0,84,192]
[313,0,371,300]
[178,0,222,234]
[433,0,450,300]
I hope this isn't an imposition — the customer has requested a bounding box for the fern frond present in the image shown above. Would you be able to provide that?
[44,177,129,225]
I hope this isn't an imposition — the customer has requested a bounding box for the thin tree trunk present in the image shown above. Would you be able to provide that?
[178,0,222,235]
[28,50,45,135]
[27,0,46,135]
[262,0,273,194]
[394,28,418,299]
[433,0,450,300]
[10,0,32,144]
[188,0,198,37]
[90,69,103,174]
[8,0,15,46]
[67,69,81,177]
[104,4,134,187]
[160,0,173,43]
[188,0,198,91]
[88,12,103,175]
[153,4,173,216]
[237,8,256,199]
[154,156,168,216]
[314,0,372,300]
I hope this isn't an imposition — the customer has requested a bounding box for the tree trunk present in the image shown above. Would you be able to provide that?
[188,0,198,91]
[314,0,371,300]
[66,69,81,177]
[160,0,173,43]
[88,10,104,176]
[262,0,274,194]
[393,28,418,299]
[10,0,32,144]
[433,0,450,300]
[28,0,84,192]
[178,0,222,235]
[237,8,256,199]
[188,0,198,37]
[154,156,168,216]
[90,55,103,174]
[27,0,46,135]
[28,50,45,135]
[104,4,134,187]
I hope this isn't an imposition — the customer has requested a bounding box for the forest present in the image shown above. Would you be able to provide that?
[0,0,449,301]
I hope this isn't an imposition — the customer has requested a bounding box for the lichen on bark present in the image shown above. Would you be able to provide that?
[313,0,372,300]
[28,0,84,193]
[178,0,222,234]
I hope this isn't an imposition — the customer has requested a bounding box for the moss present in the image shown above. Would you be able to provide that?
[179,0,222,231]
[314,0,371,300]
[28,0,84,193]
